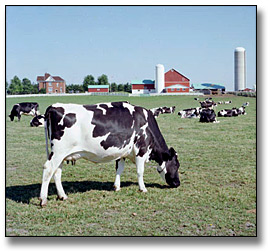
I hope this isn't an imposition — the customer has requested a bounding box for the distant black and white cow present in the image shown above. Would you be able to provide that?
[178,107,202,118]
[39,102,180,206]
[150,106,175,118]
[217,106,246,117]
[235,106,247,115]
[9,102,40,121]
[199,109,219,123]
[199,101,217,109]
[217,108,238,117]
[243,102,249,107]
[224,100,232,104]
[30,115,45,127]
[161,106,175,114]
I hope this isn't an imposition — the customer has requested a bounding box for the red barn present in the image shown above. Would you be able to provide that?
[131,67,190,94]
[164,69,190,93]
[88,85,109,93]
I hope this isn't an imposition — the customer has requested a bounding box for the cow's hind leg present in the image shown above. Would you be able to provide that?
[54,164,68,201]
[114,158,125,191]
[39,155,64,207]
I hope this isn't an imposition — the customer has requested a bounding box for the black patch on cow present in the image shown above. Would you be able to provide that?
[49,152,54,161]
[91,102,134,150]
[45,106,77,141]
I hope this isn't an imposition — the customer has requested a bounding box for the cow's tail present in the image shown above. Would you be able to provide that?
[44,120,49,159]
[44,106,52,160]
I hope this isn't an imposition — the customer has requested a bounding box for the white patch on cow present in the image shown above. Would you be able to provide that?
[97,105,107,115]
[157,161,167,181]
[122,102,135,115]
[219,110,227,116]
[143,109,148,120]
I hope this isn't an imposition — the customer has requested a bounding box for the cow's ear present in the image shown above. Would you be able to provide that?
[169,147,176,158]
[162,152,169,161]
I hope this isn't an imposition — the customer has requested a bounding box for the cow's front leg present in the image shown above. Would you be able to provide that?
[114,158,125,191]
[54,165,68,201]
[136,158,147,192]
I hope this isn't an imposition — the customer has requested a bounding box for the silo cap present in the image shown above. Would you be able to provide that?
[156,64,164,68]
[235,47,246,52]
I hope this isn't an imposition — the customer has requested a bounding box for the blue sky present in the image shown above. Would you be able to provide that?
[6,6,256,91]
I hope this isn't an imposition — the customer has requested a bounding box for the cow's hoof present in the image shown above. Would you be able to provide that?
[139,188,148,193]
[113,185,121,191]
[57,195,68,201]
[39,198,47,207]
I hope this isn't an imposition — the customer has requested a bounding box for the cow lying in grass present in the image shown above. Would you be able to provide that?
[30,115,45,127]
[178,107,202,118]
[150,106,175,118]
[200,109,219,123]
[218,106,246,117]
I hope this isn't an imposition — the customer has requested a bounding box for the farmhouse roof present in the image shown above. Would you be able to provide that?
[37,73,65,82]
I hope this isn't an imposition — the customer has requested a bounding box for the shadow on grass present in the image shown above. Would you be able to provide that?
[6,180,167,204]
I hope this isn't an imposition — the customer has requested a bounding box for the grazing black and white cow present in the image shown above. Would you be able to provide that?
[199,109,219,123]
[39,102,180,206]
[178,107,202,118]
[9,102,40,121]
[30,115,45,127]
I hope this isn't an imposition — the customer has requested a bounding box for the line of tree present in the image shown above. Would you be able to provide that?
[68,74,131,93]
[6,74,132,95]
[6,76,39,95]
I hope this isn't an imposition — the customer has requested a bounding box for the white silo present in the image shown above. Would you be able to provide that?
[155,64,165,93]
[234,47,246,91]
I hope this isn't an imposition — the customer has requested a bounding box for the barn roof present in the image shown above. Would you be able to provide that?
[131,80,155,85]
[88,85,109,88]
[193,83,225,90]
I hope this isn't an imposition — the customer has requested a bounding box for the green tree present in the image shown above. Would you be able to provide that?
[32,83,39,94]
[83,75,95,91]
[97,74,109,85]
[110,82,117,92]
[22,78,33,94]
[117,84,124,92]
[7,76,22,94]
[39,88,46,94]
[123,83,132,93]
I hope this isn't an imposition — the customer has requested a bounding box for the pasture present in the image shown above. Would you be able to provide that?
[6,95,256,236]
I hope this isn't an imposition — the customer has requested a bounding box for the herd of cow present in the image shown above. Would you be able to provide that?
[150,97,248,123]
[8,98,248,206]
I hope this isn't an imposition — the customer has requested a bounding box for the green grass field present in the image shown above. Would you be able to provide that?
[6,95,256,236]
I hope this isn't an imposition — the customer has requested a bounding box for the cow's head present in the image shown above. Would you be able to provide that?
[158,147,180,188]
[9,114,14,121]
